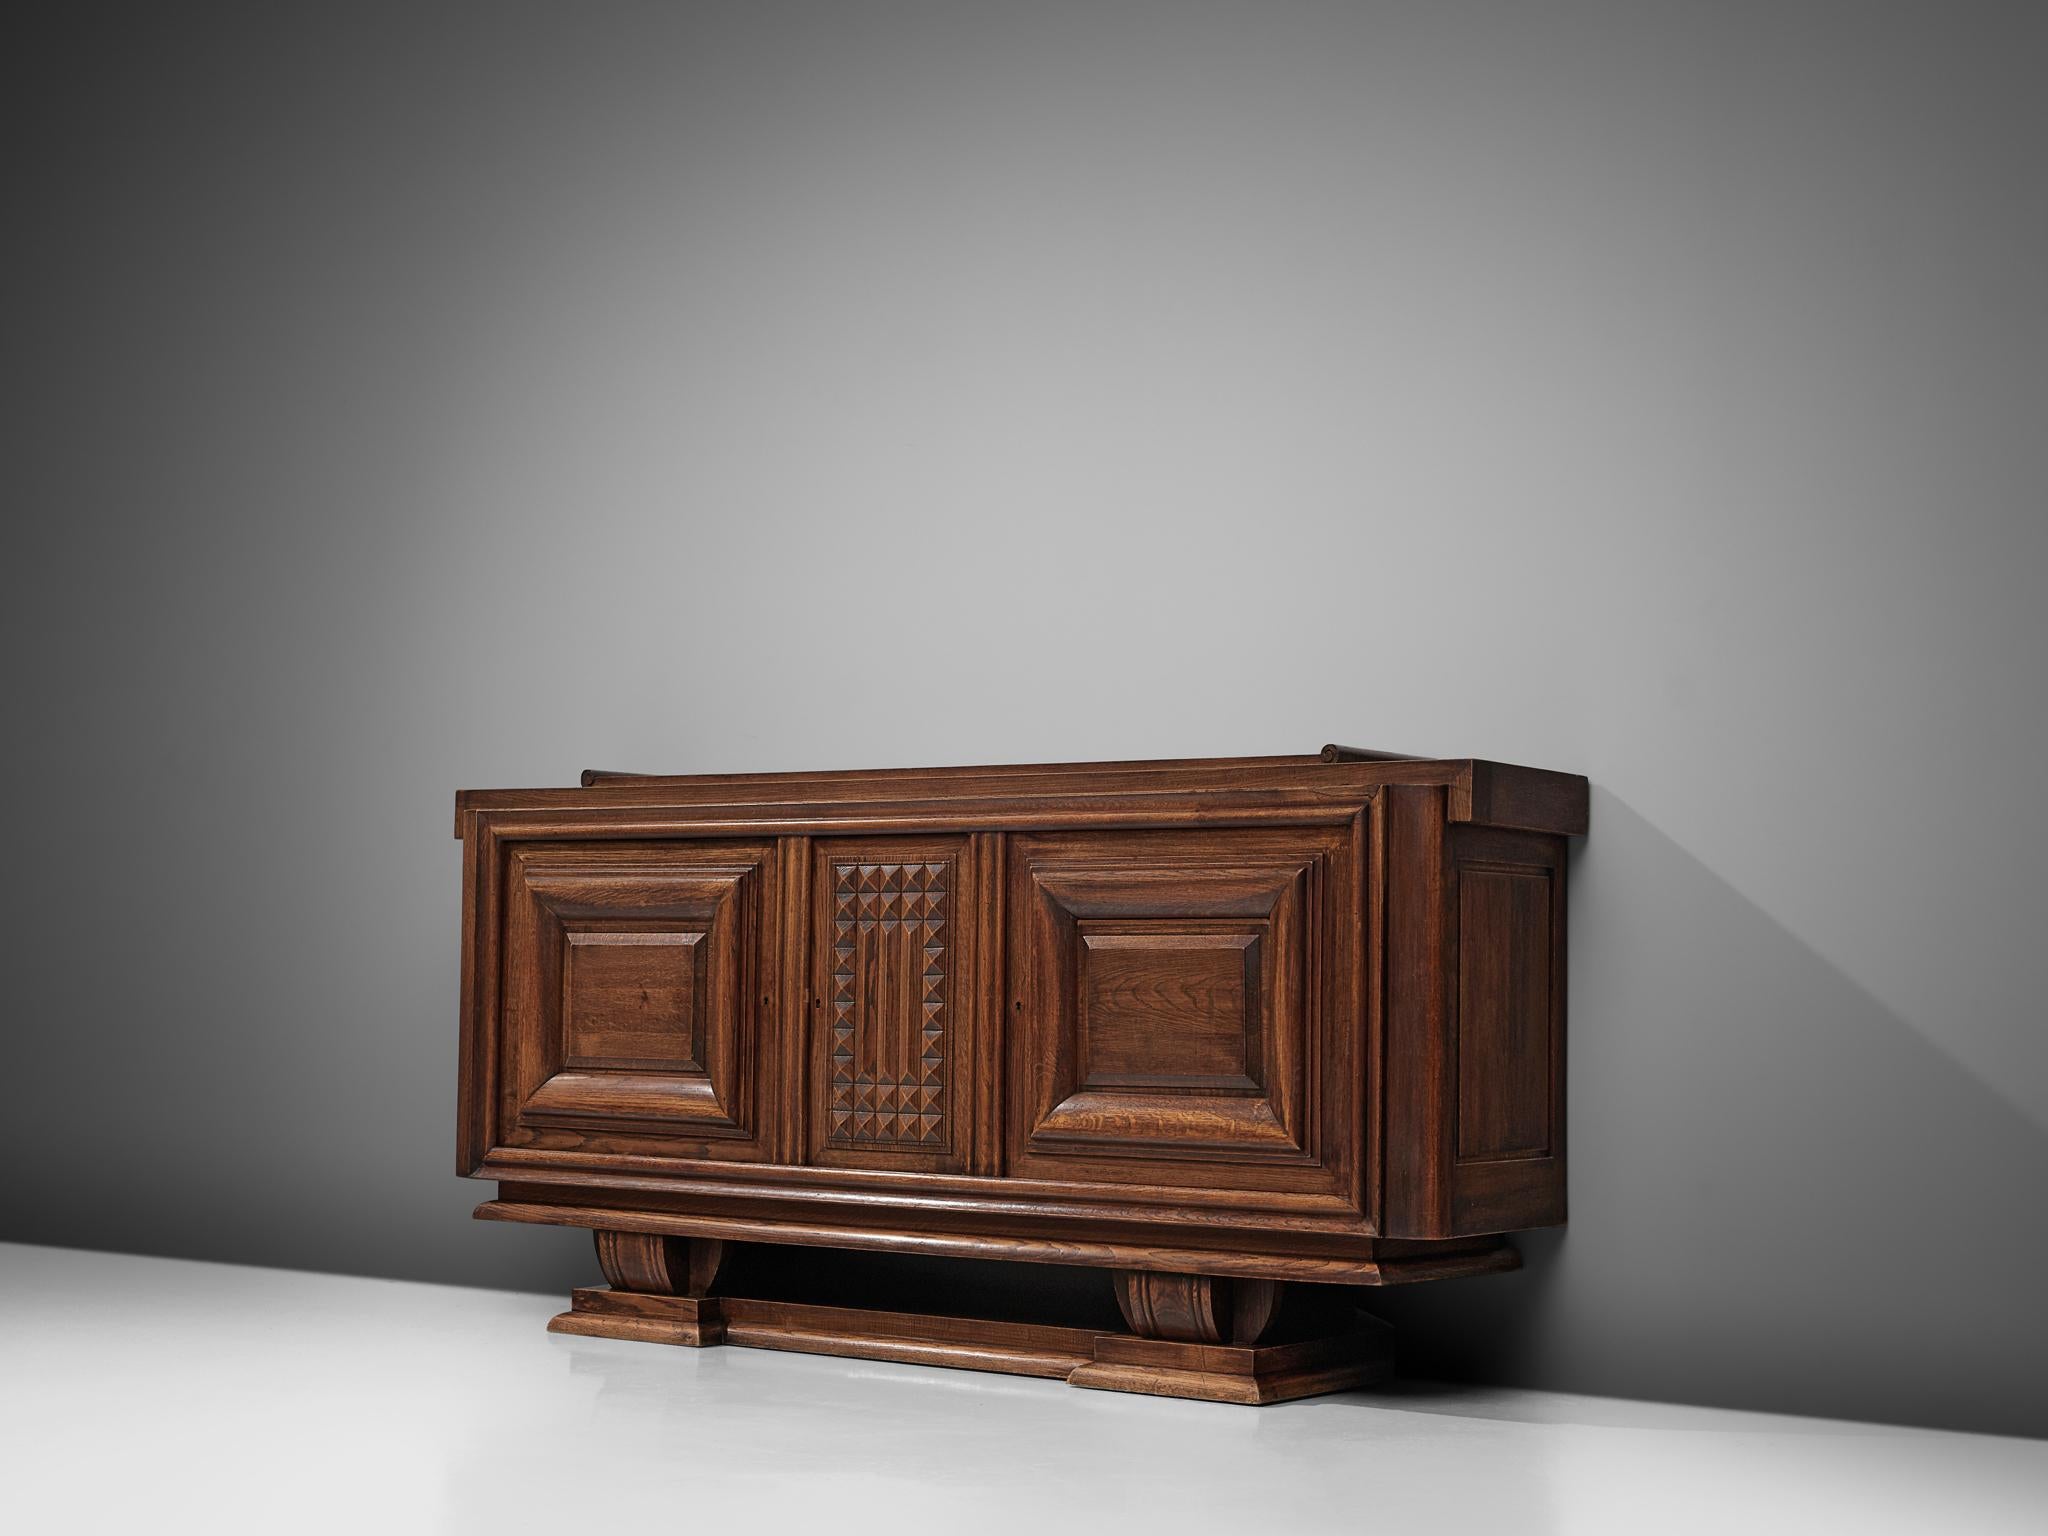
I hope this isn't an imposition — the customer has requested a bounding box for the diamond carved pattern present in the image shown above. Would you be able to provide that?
[828,860,950,1148]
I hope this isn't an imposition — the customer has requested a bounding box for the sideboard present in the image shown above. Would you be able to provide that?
[454,746,1586,1402]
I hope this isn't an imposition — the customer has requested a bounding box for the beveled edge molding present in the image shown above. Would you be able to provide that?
[467,753,1588,840]
[476,1198,1519,1284]
[471,1147,1371,1222]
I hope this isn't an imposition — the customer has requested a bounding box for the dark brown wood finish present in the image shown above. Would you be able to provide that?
[551,1231,731,1345]
[1003,825,1361,1204]
[591,1230,726,1297]
[461,747,1584,1402]
[806,835,981,1175]
[1110,1270,1281,1345]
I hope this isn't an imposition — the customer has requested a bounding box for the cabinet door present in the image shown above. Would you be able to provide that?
[807,836,984,1174]
[495,839,781,1161]
[1006,827,1362,1204]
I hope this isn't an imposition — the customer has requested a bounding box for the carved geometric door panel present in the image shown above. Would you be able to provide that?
[1006,827,1362,1205]
[807,836,978,1173]
[497,839,779,1162]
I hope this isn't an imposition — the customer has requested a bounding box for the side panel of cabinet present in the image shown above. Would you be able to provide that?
[490,839,784,1163]
[1447,823,1567,1232]
[1384,785,1566,1236]
[806,836,985,1175]
[1005,825,1365,1208]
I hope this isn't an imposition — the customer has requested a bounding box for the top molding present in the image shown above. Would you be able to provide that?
[456,746,1588,841]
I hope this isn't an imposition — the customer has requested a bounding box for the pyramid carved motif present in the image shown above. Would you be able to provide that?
[827,860,950,1148]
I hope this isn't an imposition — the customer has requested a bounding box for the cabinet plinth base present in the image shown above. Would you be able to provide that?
[1066,1321,1394,1404]
[547,1270,1399,1404]
[550,1288,728,1347]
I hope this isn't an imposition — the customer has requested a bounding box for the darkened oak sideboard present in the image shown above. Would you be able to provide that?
[454,747,1586,1402]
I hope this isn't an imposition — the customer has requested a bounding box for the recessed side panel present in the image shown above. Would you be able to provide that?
[1447,825,1568,1233]
[807,836,978,1174]
[1456,869,1552,1161]
[1007,826,1364,1207]
[494,839,780,1162]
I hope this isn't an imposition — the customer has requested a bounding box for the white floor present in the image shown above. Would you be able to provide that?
[2,1243,2041,1535]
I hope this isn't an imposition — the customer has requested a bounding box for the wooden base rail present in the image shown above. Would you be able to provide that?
[548,1233,1396,1405]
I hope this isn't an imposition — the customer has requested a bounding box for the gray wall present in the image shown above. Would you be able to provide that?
[7,2,2045,1438]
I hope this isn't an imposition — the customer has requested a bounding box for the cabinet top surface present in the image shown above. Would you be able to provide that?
[455,746,1588,839]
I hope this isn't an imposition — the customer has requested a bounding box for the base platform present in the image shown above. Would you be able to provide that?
[550,1284,1395,1405]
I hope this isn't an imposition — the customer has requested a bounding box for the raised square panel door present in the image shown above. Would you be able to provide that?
[1007,827,1363,1205]
[495,840,780,1161]
[807,836,983,1174]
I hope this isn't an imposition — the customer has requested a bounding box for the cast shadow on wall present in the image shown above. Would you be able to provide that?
[1367,789,2048,1440]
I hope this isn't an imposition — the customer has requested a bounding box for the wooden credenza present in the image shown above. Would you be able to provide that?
[454,747,1585,1402]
